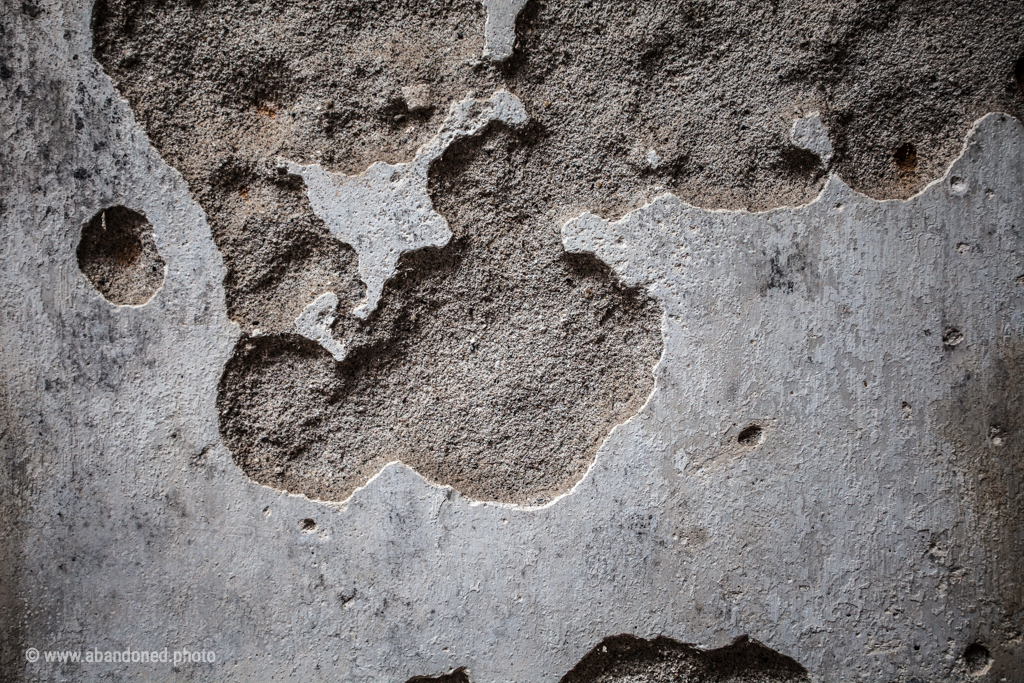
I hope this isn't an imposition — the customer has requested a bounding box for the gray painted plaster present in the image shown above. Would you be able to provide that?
[294,292,347,362]
[285,91,527,321]
[481,0,528,61]
[2,1,1023,682]
[789,113,833,167]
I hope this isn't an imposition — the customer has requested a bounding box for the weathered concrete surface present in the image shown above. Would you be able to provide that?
[789,113,833,168]
[286,91,528,320]
[481,0,527,61]
[2,1,1024,683]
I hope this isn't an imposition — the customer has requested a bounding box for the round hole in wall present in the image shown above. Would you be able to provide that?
[77,205,165,306]
[737,424,764,447]
[963,642,992,675]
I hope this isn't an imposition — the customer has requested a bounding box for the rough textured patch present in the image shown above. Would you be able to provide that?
[91,0,1024,502]
[408,668,471,683]
[559,635,808,683]
[76,205,165,305]
[92,0,1024,220]
[219,124,661,504]
[91,0,670,504]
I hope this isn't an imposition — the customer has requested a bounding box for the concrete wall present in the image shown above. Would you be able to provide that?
[2,0,1023,681]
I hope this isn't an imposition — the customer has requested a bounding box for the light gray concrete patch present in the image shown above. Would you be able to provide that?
[789,113,833,167]
[294,292,346,361]
[481,0,528,61]
[285,91,528,319]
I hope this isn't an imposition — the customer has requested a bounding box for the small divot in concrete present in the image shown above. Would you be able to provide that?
[737,424,765,448]
[77,206,165,306]
[943,327,965,349]
[962,642,992,675]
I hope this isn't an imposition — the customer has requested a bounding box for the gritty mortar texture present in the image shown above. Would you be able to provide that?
[219,123,662,504]
[90,0,1024,331]
[3,0,1024,681]
[76,205,165,306]
[88,0,1024,502]
[559,635,809,683]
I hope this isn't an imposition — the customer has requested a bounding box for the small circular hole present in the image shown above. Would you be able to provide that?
[943,327,964,349]
[299,518,317,532]
[963,642,991,674]
[894,143,917,174]
[737,424,763,447]
[77,205,165,306]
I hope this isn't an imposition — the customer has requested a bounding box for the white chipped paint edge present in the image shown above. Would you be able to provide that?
[286,91,528,355]
[789,111,833,166]
[481,0,528,61]
[294,292,346,361]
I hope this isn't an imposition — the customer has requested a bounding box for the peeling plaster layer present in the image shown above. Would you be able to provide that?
[224,117,661,506]
[286,91,528,321]
[481,0,528,61]
[4,0,1024,680]
[89,0,1024,344]
[789,113,833,167]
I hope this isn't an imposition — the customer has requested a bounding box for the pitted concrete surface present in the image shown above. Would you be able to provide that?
[3,1,1024,683]
[286,91,528,320]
